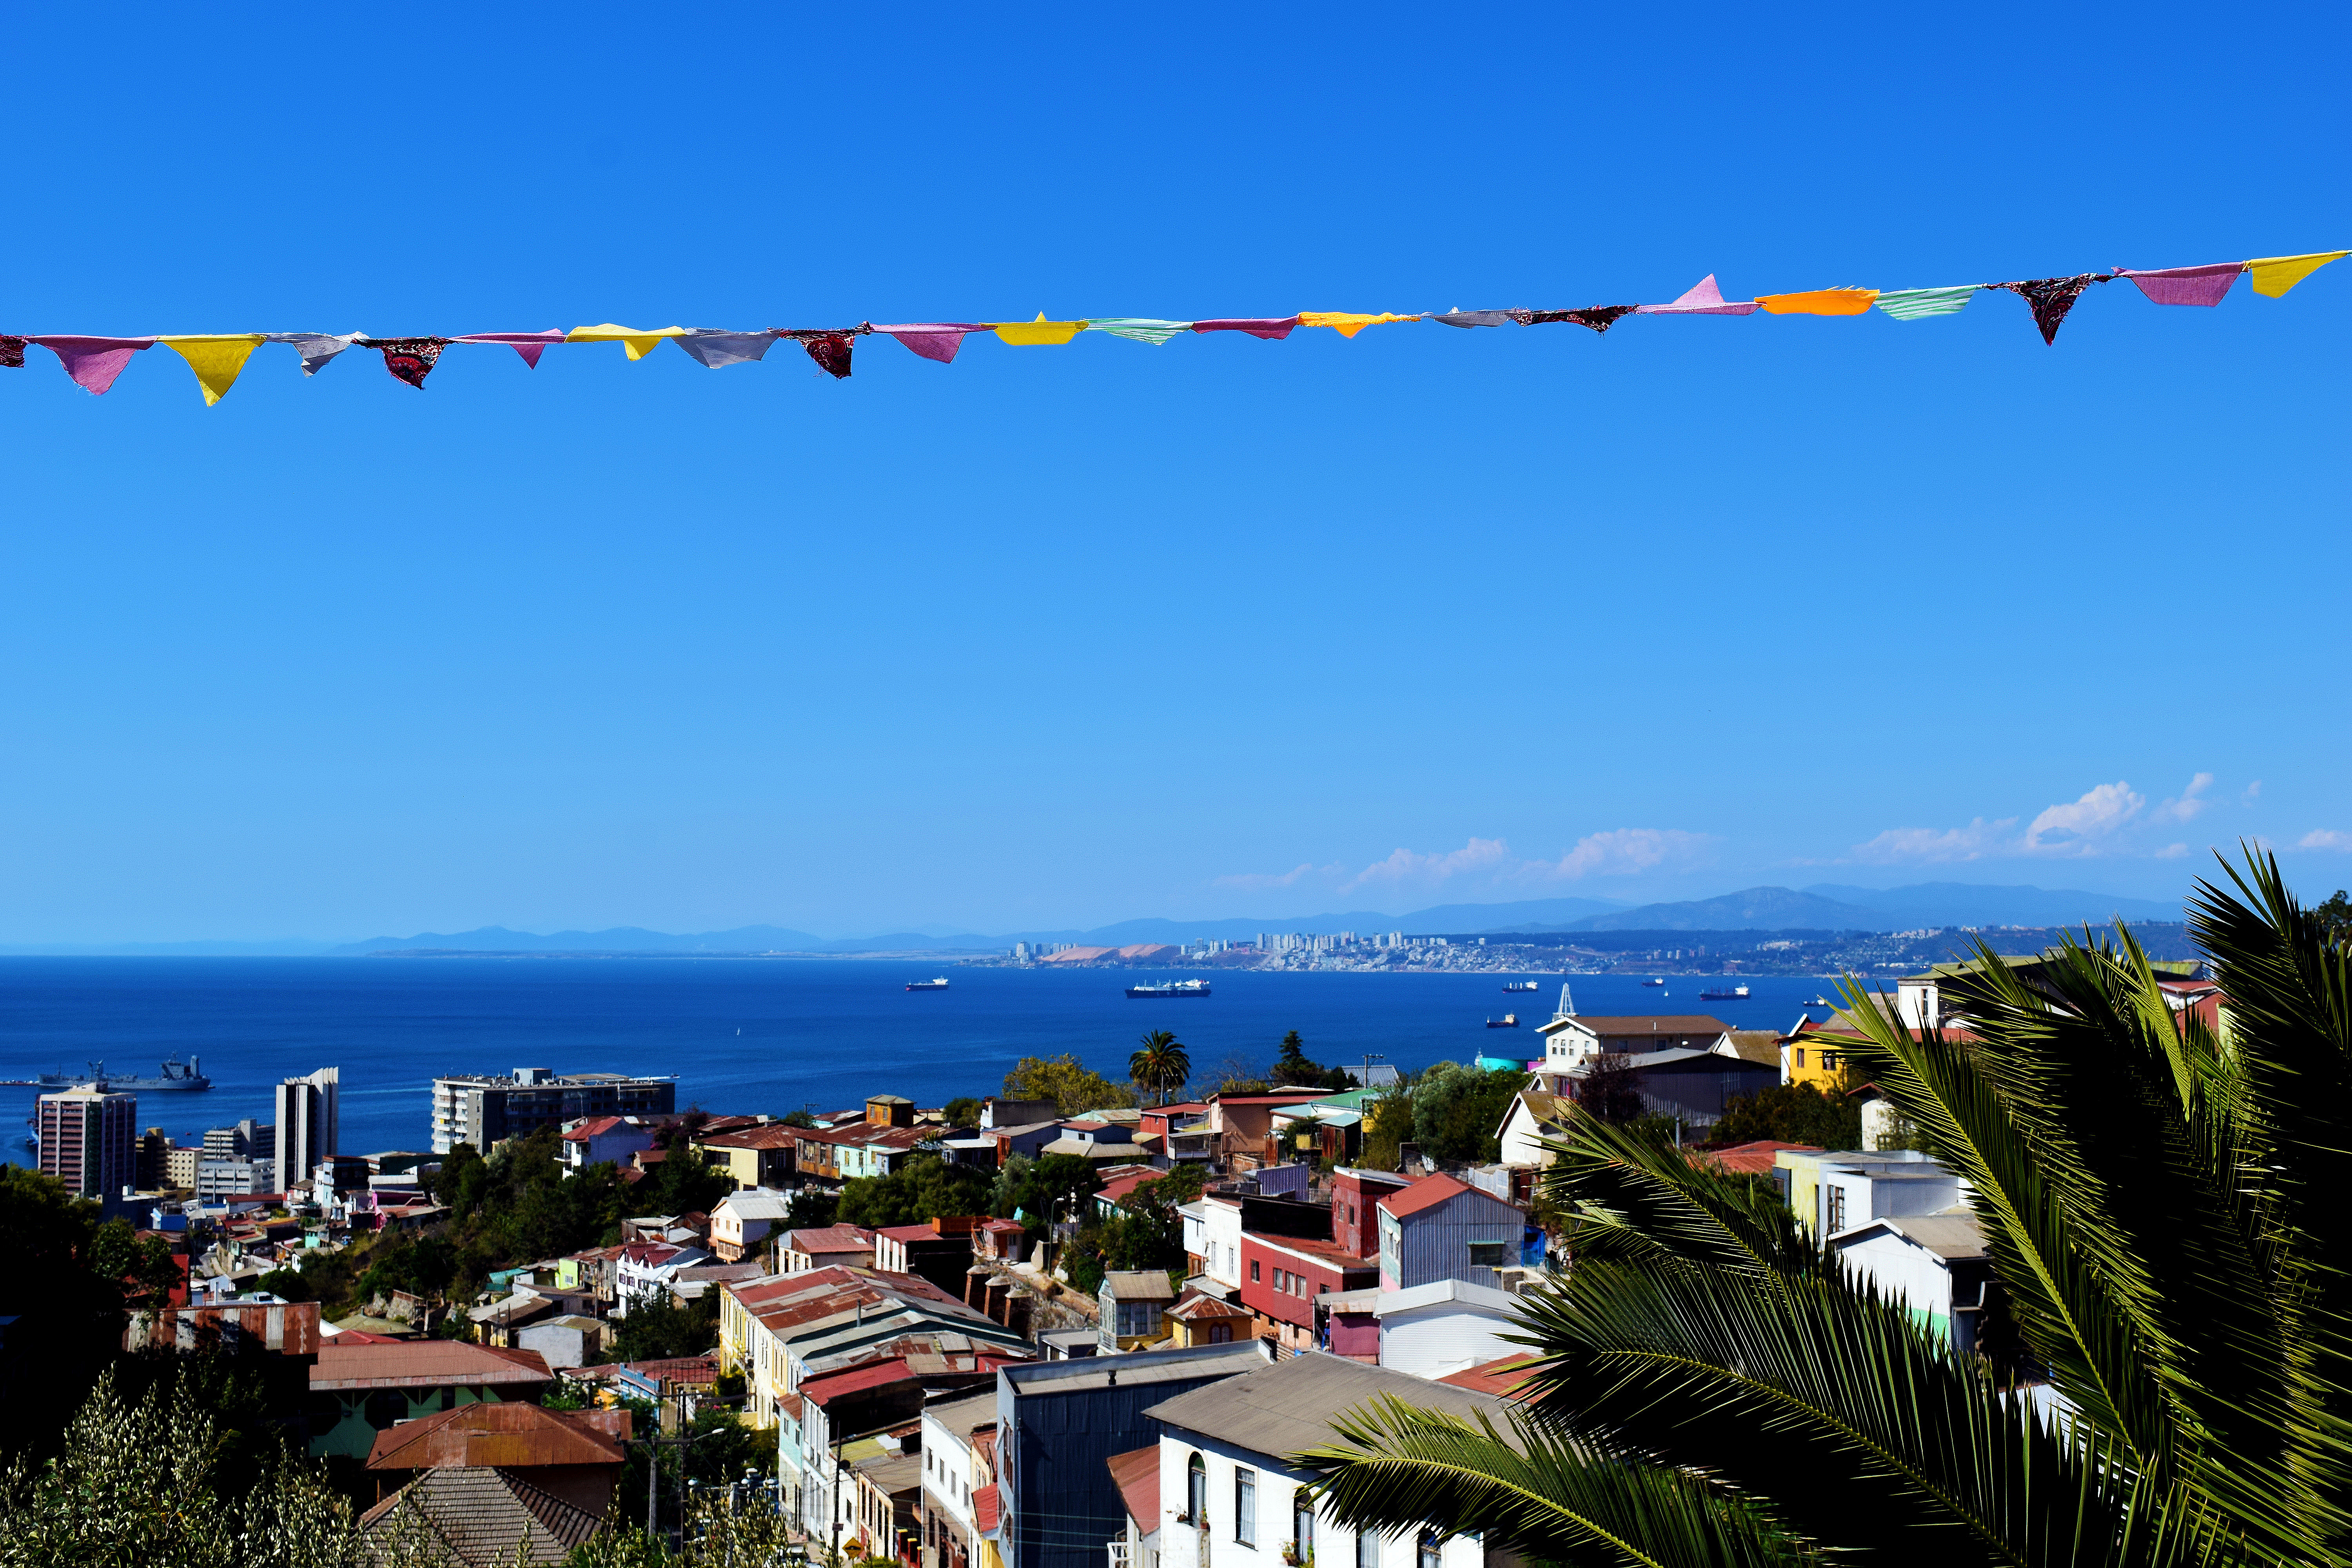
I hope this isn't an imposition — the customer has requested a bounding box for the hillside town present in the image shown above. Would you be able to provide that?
[9,946,2230,1565]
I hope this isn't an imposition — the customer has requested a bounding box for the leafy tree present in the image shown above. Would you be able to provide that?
[1575,1052,1649,1125]
[838,1152,992,1229]
[942,1096,983,1129]
[607,1290,720,1363]
[1710,1078,1863,1149]
[782,1109,817,1129]
[254,1266,315,1303]
[784,1189,839,1229]
[1358,1087,1417,1171]
[1409,1061,1523,1162]
[1209,1053,1272,1095]
[1018,1153,1103,1227]
[1301,852,2352,1568]
[988,1154,1033,1221]
[1269,1030,1351,1089]
[1129,1031,1192,1105]
[1002,1054,1137,1116]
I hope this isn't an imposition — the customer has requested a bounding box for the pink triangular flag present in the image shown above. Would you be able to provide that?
[1636,275,1759,316]
[2118,263,2243,307]
[454,330,568,367]
[870,323,985,365]
[31,335,155,395]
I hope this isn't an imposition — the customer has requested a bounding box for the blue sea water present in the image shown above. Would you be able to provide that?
[0,958,1848,1160]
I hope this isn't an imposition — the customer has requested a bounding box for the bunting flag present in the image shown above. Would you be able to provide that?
[157,334,267,405]
[779,329,861,379]
[991,314,1086,346]
[1085,318,1191,345]
[1191,317,1301,339]
[0,248,2337,405]
[456,330,568,367]
[358,338,450,389]
[263,332,365,375]
[868,323,985,364]
[2002,274,2109,345]
[31,336,153,395]
[566,324,685,359]
[1298,311,1421,337]
[673,329,780,368]
[1874,286,1979,321]
[1638,276,1759,316]
[1756,289,1878,316]
[2248,250,2347,298]
[1516,306,1639,333]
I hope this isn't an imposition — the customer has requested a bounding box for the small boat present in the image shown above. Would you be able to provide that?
[905,978,950,991]
[1127,979,1212,999]
[1810,995,1831,1007]
[1501,980,1540,993]
[1698,985,1752,1001]
[1485,1014,1519,1028]
[1642,978,1666,988]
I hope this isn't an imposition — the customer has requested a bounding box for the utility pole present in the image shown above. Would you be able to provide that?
[630,1390,708,1546]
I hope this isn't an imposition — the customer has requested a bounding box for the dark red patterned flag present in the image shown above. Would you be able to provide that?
[1512,306,1639,334]
[0,336,24,368]
[357,337,452,388]
[779,328,862,379]
[1999,275,2108,345]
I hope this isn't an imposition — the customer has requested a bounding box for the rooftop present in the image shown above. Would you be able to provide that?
[1540,1014,1732,1037]
[1107,1444,1160,1533]
[1145,1349,1501,1458]
[1100,1269,1176,1300]
[787,1227,878,1253]
[359,1465,603,1563]
[311,1341,552,1392]
[1379,1172,1477,1220]
[365,1401,630,1471]
[1001,1339,1265,1397]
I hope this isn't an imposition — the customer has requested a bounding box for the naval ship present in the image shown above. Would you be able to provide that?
[35,1056,211,1091]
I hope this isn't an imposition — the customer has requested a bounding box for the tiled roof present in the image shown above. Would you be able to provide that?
[1378,1173,1476,1220]
[560,1116,627,1141]
[366,1402,630,1471]
[311,1341,552,1392]
[359,1465,604,1565]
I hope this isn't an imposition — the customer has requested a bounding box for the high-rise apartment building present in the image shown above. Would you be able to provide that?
[273,1067,340,1190]
[204,1119,272,1159]
[36,1085,138,1198]
[428,1068,677,1155]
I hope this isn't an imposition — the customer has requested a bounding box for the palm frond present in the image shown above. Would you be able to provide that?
[1294,1394,1812,1568]
[1537,1109,1826,1284]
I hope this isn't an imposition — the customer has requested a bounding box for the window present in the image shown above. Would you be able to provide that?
[1418,1532,1442,1568]
[1357,1532,1380,1568]
[1467,1241,1507,1268]
[1236,1468,1257,1546]
[1187,1454,1207,1528]
[1827,1185,1848,1232]
[1295,1494,1315,1560]
[1209,1323,1232,1344]
[1795,1047,1806,1069]
[1251,1259,1261,1283]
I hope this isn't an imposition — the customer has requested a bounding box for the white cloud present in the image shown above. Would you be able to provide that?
[2152,773,2215,824]
[2024,781,2146,856]
[1849,817,2017,866]
[1341,837,1510,893]
[1526,828,1712,881]
[2244,780,2263,803]
[1211,862,1325,892]
[2300,830,2352,852]
[2156,842,2189,859]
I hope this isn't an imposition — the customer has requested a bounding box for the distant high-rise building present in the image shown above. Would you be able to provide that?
[37,1085,137,1198]
[196,1155,278,1200]
[274,1067,340,1189]
[164,1145,201,1189]
[136,1126,175,1190]
[204,1119,271,1159]
[429,1068,676,1155]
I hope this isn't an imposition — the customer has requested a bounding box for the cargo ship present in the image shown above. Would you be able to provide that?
[1126,979,1212,999]
[1642,978,1666,987]
[905,978,950,991]
[1697,985,1751,1001]
[1501,981,1540,993]
[1485,1013,1519,1028]
[34,1057,211,1091]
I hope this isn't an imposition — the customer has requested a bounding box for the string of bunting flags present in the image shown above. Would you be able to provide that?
[1,249,2339,406]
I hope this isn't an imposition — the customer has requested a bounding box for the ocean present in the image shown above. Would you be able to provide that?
[0,958,1849,1160]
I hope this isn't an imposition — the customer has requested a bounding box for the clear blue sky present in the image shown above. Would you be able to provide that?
[0,4,2345,942]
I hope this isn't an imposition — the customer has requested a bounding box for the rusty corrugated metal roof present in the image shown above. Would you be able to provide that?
[311,1340,552,1392]
[125,1301,322,1356]
[367,1401,630,1471]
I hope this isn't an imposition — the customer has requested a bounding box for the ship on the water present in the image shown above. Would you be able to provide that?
[1642,978,1666,987]
[1485,1013,1520,1028]
[34,1057,210,1091]
[1698,985,1752,1001]
[1501,981,1540,993]
[1127,979,1212,999]
[905,978,951,991]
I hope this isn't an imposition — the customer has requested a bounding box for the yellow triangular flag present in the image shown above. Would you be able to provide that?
[2247,251,2347,298]
[157,335,267,406]
[566,324,686,359]
[990,312,1087,346]
[1297,311,1421,338]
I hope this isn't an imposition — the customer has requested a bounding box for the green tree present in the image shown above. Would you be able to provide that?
[1003,1054,1138,1116]
[1408,1061,1523,1162]
[942,1097,983,1129]
[1301,852,2352,1568]
[1575,1051,1649,1125]
[838,1152,992,1229]
[606,1291,720,1363]
[1709,1078,1863,1149]
[1358,1087,1417,1171]
[1129,1030,1193,1105]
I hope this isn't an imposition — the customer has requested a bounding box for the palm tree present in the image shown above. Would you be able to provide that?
[1298,850,2352,1568]
[1131,1029,1191,1107]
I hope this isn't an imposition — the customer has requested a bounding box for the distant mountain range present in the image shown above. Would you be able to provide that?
[0,883,2186,957]
[1472,881,2185,935]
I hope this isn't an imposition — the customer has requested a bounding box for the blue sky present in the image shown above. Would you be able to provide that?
[0,4,2345,942]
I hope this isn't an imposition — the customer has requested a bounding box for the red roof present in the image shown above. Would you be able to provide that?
[1379,1172,1475,1220]
[877,1223,939,1243]
[1211,1092,1333,1105]
[366,1401,631,1471]
[1437,1353,1541,1399]
[562,1116,628,1141]
[974,1483,1001,1534]
[1693,1140,1821,1176]
[800,1357,914,1406]
[311,1341,552,1392]
[698,1124,801,1150]
[1246,1232,1371,1269]
[1096,1168,1163,1207]
[788,1226,877,1253]
[1106,1445,1159,1531]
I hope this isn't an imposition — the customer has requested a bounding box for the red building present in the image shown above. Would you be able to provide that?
[1238,1232,1377,1354]
[1328,1168,1412,1258]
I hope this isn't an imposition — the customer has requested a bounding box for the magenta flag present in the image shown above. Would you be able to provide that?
[1636,275,1759,316]
[1191,316,1302,339]
[2119,263,2243,307]
[455,330,568,367]
[870,323,986,364]
[31,335,154,395]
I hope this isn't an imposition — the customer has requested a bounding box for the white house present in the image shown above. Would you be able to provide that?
[1532,985,1737,1091]
[1147,1353,1506,1568]
[560,1114,659,1176]
[710,1187,797,1263]
[1197,1196,1244,1293]
[918,1388,996,1568]
[612,1240,711,1314]
[1830,1206,1992,1354]
[1374,1279,1523,1381]
[1495,1089,1567,1170]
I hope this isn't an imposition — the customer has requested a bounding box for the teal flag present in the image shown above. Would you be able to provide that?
[1084,318,1192,345]
[1875,285,1981,320]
